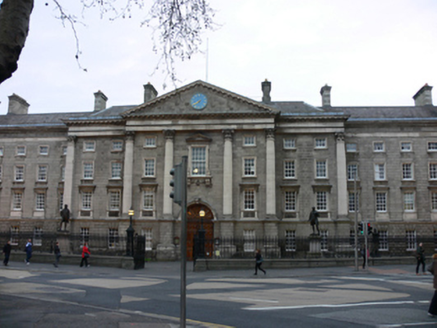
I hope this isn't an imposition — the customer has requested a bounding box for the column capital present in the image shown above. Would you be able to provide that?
[125,131,135,141]
[335,132,345,142]
[265,128,276,140]
[67,135,77,143]
[222,129,234,141]
[164,129,175,139]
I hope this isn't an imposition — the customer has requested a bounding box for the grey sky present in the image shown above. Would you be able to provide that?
[1,0,437,114]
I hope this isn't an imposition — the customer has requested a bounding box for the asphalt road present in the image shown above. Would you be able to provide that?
[1,260,437,328]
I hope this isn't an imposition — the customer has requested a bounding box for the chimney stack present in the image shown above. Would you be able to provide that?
[94,90,108,112]
[320,84,332,107]
[413,84,433,106]
[262,79,271,103]
[144,83,158,103]
[8,94,29,115]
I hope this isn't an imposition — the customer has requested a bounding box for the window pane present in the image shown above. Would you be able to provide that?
[316,191,327,211]
[316,161,326,178]
[284,191,296,211]
[109,191,120,210]
[348,164,358,180]
[192,147,206,175]
[376,193,387,212]
[284,161,295,178]
[144,159,155,177]
[404,192,415,211]
[284,139,295,149]
[143,190,154,210]
[244,158,255,176]
[83,163,94,179]
[244,189,255,210]
[36,193,45,210]
[111,162,122,179]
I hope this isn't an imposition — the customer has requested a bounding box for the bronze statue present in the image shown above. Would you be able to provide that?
[60,204,70,231]
[308,207,320,235]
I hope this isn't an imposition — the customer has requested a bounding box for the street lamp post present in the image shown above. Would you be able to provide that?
[198,210,206,259]
[126,208,135,257]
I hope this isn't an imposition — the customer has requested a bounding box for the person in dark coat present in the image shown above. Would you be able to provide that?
[24,239,32,265]
[416,242,426,275]
[53,242,61,268]
[254,249,266,275]
[3,240,11,266]
[427,253,437,317]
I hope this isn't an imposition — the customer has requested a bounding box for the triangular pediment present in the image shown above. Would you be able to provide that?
[186,133,212,143]
[122,80,278,119]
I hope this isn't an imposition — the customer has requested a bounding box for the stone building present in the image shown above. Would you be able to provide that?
[0,80,436,259]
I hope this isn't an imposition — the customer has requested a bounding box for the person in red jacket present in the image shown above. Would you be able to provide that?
[80,242,91,268]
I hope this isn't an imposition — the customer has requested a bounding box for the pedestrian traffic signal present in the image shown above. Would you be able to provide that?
[367,223,373,235]
[169,163,183,205]
[358,222,364,234]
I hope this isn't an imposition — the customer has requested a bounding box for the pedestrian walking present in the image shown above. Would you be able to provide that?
[416,242,426,275]
[427,253,437,317]
[254,249,266,275]
[24,239,32,265]
[80,242,90,268]
[361,246,370,269]
[53,242,61,268]
[3,240,11,266]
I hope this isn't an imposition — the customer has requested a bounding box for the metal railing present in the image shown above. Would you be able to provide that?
[0,231,434,259]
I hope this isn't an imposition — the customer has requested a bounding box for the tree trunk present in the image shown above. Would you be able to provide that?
[0,0,34,84]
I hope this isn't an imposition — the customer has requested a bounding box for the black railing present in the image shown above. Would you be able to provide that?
[0,231,434,259]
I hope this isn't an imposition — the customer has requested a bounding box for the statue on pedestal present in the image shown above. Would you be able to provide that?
[60,204,70,231]
[308,207,320,235]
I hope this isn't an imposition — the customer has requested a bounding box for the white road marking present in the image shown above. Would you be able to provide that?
[244,300,416,311]
[229,297,279,303]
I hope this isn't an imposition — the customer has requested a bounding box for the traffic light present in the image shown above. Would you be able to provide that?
[358,222,364,234]
[367,223,373,235]
[169,163,183,205]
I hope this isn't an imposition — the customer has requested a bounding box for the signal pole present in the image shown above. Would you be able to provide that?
[354,175,358,271]
[169,156,188,328]
[179,156,187,328]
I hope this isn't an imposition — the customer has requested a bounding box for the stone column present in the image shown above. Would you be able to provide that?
[63,135,76,213]
[265,129,276,218]
[163,130,175,219]
[222,129,234,217]
[335,132,348,219]
[122,132,135,216]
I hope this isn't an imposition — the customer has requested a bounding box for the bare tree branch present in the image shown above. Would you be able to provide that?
[0,0,216,86]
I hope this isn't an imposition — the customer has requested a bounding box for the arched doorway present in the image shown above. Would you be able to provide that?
[186,204,214,260]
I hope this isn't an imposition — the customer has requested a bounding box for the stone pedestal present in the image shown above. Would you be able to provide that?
[156,244,176,260]
[308,234,322,258]
[57,231,72,254]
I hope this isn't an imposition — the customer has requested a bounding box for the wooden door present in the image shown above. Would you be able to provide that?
[186,204,214,260]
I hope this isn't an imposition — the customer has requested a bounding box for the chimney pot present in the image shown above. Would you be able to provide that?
[144,83,158,103]
[262,79,271,103]
[320,84,332,107]
[413,84,433,106]
[93,90,108,112]
[8,94,29,115]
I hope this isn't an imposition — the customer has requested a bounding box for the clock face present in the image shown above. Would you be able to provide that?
[190,93,208,110]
